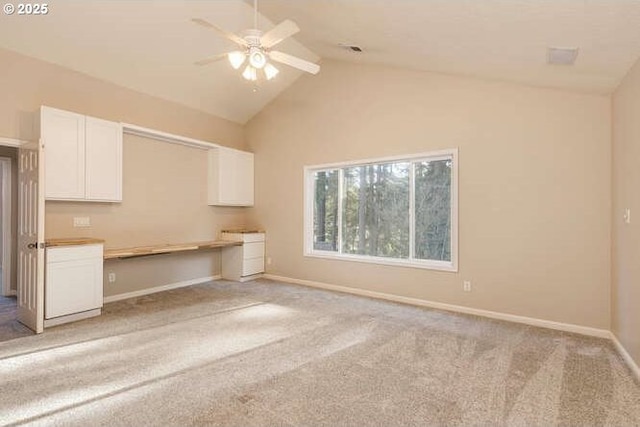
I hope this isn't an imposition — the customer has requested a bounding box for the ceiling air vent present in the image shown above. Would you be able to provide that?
[547,47,579,65]
[338,43,363,53]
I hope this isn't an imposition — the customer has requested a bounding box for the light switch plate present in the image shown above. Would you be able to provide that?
[73,217,91,227]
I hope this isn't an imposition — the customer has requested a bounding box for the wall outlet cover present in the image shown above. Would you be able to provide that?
[73,217,91,227]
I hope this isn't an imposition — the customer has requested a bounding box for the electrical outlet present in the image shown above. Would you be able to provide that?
[624,208,631,224]
[267,257,272,265]
[108,272,116,283]
[73,217,91,228]
[463,281,472,292]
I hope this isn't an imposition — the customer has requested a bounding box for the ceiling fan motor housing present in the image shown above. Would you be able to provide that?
[243,29,263,47]
[243,29,267,69]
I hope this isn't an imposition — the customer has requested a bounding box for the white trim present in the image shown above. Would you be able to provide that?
[0,137,27,148]
[122,123,220,150]
[409,162,416,259]
[303,251,457,271]
[303,149,458,272]
[0,157,11,296]
[44,308,101,327]
[103,275,220,303]
[237,273,264,283]
[611,332,640,381]
[337,168,344,250]
[450,149,459,272]
[263,274,611,339]
[305,149,456,171]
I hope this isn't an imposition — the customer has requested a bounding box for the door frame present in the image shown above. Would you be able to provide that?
[0,138,22,298]
[0,156,12,296]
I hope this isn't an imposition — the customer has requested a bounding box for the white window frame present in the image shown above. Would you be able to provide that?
[303,148,458,272]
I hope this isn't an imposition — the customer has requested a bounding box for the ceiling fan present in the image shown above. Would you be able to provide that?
[192,0,320,81]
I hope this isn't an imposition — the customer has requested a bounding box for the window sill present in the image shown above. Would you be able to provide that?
[304,251,457,272]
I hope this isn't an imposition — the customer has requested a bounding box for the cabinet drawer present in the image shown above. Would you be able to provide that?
[243,242,264,259]
[47,244,103,263]
[223,232,265,243]
[242,233,264,243]
[242,257,264,276]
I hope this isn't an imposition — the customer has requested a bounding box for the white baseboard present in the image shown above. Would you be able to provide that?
[238,273,264,283]
[263,274,611,339]
[44,308,101,327]
[104,275,221,303]
[611,332,640,381]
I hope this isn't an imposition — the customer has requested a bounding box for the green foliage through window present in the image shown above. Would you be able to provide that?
[311,154,454,265]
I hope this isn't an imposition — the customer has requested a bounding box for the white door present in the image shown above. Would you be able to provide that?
[17,140,45,333]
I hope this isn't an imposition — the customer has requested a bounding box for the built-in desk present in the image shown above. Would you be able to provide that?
[103,240,242,260]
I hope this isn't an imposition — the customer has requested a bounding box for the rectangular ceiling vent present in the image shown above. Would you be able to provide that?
[547,47,579,65]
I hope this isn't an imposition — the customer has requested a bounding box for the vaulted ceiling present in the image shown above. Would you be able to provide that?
[1,0,640,124]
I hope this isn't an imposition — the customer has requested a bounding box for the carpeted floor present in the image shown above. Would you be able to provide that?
[0,279,638,426]
[0,295,33,342]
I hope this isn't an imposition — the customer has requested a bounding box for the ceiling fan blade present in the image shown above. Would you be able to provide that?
[260,20,300,49]
[194,53,228,66]
[191,18,248,47]
[269,51,320,74]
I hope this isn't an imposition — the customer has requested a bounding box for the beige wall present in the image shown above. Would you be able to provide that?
[0,47,618,332]
[612,57,640,366]
[0,48,249,297]
[247,59,612,329]
[47,135,249,297]
[0,48,245,147]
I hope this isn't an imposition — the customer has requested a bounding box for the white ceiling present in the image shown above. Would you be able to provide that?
[2,0,640,124]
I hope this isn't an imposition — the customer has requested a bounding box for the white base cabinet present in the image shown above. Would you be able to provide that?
[45,244,103,325]
[221,232,265,281]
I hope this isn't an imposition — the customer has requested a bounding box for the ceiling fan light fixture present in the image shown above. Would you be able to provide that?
[192,2,319,81]
[228,51,246,69]
[264,63,279,80]
[248,47,267,69]
[242,65,257,81]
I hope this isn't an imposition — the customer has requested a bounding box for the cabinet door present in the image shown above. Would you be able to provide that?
[235,150,254,206]
[42,106,85,200]
[207,147,254,206]
[85,116,122,201]
[45,254,103,319]
[217,147,237,205]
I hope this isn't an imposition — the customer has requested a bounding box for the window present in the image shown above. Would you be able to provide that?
[304,149,457,271]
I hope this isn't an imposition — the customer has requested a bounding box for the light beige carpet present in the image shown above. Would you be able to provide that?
[0,279,638,426]
[0,295,33,342]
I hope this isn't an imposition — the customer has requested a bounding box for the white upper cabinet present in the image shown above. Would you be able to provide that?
[85,117,122,201]
[42,106,122,202]
[42,107,85,200]
[208,147,254,206]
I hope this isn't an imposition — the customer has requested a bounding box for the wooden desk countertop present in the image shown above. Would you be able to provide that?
[103,240,242,260]
[46,237,106,247]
